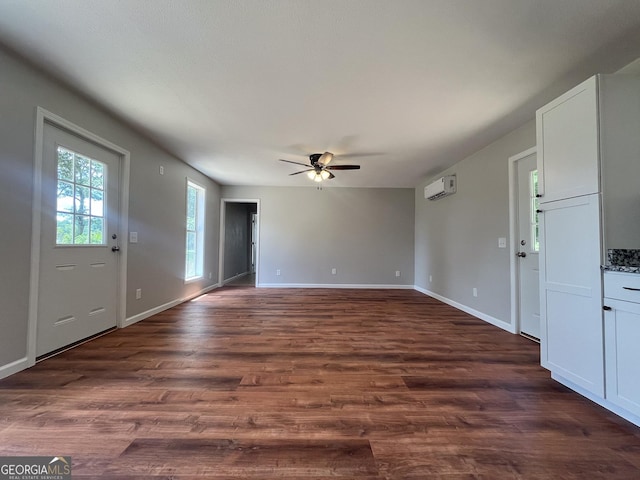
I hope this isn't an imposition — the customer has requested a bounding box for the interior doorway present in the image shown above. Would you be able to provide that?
[509,147,540,341]
[219,199,259,287]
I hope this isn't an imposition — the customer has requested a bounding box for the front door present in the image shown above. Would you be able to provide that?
[36,123,121,357]
[516,152,541,340]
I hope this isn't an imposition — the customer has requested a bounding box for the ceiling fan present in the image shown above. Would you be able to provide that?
[279,152,360,182]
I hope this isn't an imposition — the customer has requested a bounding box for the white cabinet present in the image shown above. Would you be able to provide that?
[536,73,640,400]
[604,272,640,419]
[538,194,603,395]
[536,76,599,203]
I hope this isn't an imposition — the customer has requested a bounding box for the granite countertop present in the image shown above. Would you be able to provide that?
[602,249,640,274]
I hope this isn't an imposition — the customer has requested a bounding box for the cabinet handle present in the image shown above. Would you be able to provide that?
[536,194,543,198]
[536,209,543,213]
[622,286,640,291]
[603,306,612,311]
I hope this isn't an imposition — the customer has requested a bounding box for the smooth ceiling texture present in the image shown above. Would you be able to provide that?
[1,0,640,187]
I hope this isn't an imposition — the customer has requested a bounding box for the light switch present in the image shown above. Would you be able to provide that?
[498,237,507,248]
[130,231,138,243]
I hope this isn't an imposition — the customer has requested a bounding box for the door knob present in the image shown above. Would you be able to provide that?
[111,246,121,252]
[516,252,527,258]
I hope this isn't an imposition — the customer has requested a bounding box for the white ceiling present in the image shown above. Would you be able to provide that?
[2,1,640,187]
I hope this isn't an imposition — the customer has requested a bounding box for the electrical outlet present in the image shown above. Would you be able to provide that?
[135,288,142,300]
[276,269,281,276]
[129,231,138,243]
[209,272,212,280]
[498,237,507,248]
[331,268,337,275]
[395,270,401,277]
[429,275,432,283]
[159,165,164,175]
[473,287,478,297]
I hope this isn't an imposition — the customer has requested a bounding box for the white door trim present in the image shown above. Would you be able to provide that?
[28,107,130,366]
[508,146,537,335]
[219,198,260,286]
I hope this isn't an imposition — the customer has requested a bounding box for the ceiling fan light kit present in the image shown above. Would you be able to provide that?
[279,151,361,183]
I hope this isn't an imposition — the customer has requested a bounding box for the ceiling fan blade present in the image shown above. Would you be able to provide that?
[327,171,335,179]
[280,159,311,167]
[326,164,360,170]
[289,169,314,176]
[318,152,334,166]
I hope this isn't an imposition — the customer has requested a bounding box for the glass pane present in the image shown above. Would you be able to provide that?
[75,154,91,186]
[56,213,74,244]
[90,217,104,244]
[57,180,74,213]
[530,170,540,252]
[75,185,90,215]
[186,215,196,232]
[57,147,74,181]
[186,231,196,251]
[187,186,196,219]
[186,252,195,279]
[74,215,90,244]
[91,160,104,189]
[90,188,104,217]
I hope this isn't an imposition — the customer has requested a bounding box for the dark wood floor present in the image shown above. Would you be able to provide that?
[1,287,639,478]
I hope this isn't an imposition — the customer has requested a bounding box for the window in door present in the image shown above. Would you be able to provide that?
[530,169,540,252]
[56,146,106,245]
[185,179,205,281]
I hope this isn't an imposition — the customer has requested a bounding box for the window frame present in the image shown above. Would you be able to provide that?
[184,178,206,282]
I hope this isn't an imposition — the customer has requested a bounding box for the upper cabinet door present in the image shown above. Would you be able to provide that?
[536,76,599,203]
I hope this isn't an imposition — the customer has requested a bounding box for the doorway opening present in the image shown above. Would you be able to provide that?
[219,199,259,287]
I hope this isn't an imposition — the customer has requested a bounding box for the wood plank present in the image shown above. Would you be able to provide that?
[104,438,378,477]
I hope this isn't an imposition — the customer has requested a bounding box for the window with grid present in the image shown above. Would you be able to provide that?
[185,180,205,280]
[56,146,105,245]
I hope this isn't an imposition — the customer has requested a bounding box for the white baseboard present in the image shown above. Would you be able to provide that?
[0,356,31,380]
[414,285,516,333]
[258,283,414,289]
[552,372,640,428]
[123,283,220,328]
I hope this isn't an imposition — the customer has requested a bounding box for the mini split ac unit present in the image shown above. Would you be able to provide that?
[424,175,456,200]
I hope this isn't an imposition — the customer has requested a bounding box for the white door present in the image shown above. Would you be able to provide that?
[536,76,599,203]
[516,153,540,340]
[604,297,640,418]
[539,193,604,396]
[36,123,121,357]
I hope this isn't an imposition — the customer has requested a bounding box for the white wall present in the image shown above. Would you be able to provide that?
[222,186,415,287]
[0,46,220,374]
[414,122,536,328]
